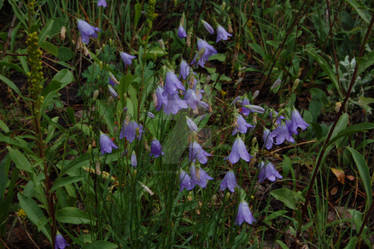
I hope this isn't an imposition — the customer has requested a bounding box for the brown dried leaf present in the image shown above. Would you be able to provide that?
[346,175,355,181]
[331,168,345,184]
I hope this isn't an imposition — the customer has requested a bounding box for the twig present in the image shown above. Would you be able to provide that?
[0,237,11,249]
[271,139,317,154]
[17,216,41,249]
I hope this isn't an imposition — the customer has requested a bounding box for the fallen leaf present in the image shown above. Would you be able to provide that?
[330,187,338,195]
[331,168,345,184]
[346,175,355,181]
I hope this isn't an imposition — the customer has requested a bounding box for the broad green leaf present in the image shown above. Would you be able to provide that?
[347,147,372,209]
[40,41,58,57]
[82,241,118,249]
[358,50,374,74]
[276,240,290,249]
[345,0,370,24]
[328,122,374,146]
[56,207,92,224]
[51,69,74,86]
[270,188,305,210]
[0,120,9,133]
[57,47,73,61]
[7,146,32,173]
[248,43,265,59]
[51,176,84,192]
[209,53,226,62]
[344,236,358,249]
[0,73,23,98]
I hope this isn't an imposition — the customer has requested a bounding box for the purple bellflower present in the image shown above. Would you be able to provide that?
[228,137,251,164]
[155,87,168,111]
[178,25,187,38]
[150,139,164,158]
[202,20,214,34]
[216,25,232,43]
[165,71,185,96]
[236,201,255,225]
[220,171,238,193]
[232,114,253,135]
[179,170,194,191]
[258,162,283,183]
[287,109,309,135]
[194,39,218,68]
[120,121,143,143]
[186,116,198,132]
[131,151,137,167]
[163,93,188,115]
[100,133,118,155]
[180,60,190,80]
[77,19,100,44]
[147,111,155,118]
[190,164,213,188]
[97,0,107,7]
[189,142,211,164]
[184,89,209,111]
[263,128,274,150]
[120,52,136,66]
[108,85,118,98]
[55,234,69,249]
[240,98,250,116]
[270,124,295,145]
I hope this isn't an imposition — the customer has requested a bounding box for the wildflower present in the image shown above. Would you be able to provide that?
[178,25,187,38]
[232,114,253,135]
[179,170,194,191]
[120,121,143,142]
[150,140,164,158]
[147,112,155,118]
[240,98,250,116]
[220,171,238,193]
[97,0,107,7]
[189,142,211,164]
[263,128,273,150]
[131,151,137,167]
[271,78,282,90]
[228,137,251,164]
[108,85,118,98]
[190,164,213,188]
[235,201,255,225]
[100,133,118,155]
[55,234,69,249]
[186,116,198,132]
[155,87,168,111]
[109,77,116,86]
[258,162,283,183]
[193,39,217,67]
[165,71,185,96]
[202,20,214,34]
[120,52,136,66]
[77,19,100,44]
[179,60,190,80]
[287,109,309,135]
[216,25,232,42]
[270,124,295,145]
[270,111,285,125]
[163,93,188,115]
[184,89,208,111]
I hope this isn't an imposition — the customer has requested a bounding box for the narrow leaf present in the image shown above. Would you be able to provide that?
[7,146,32,173]
[51,176,84,192]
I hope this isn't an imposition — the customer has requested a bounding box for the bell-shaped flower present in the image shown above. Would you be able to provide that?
[147,112,155,119]
[258,162,283,183]
[108,85,118,98]
[232,114,253,135]
[186,116,198,132]
[55,234,69,249]
[165,71,185,96]
[190,164,213,188]
[77,19,100,44]
[178,25,187,38]
[189,142,211,164]
[193,39,218,68]
[228,137,251,164]
[216,25,232,43]
[100,133,118,155]
[184,89,208,111]
[270,124,295,145]
[240,98,250,116]
[97,0,107,7]
[220,171,238,193]
[150,139,164,158]
[179,60,190,80]
[235,201,255,225]
[287,109,309,135]
[120,121,143,142]
[163,93,188,115]
[131,151,137,167]
[202,20,214,34]
[120,52,136,66]
[263,128,273,150]
[155,87,168,111]
[179,170,194,191]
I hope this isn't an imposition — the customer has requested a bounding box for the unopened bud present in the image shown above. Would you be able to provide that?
[93,89,99,100]
[60,26,66,41]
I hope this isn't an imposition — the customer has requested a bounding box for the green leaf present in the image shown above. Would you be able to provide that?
[56,207,92,224]
[209,53,226,62]
[57,47,73,61]
[7,146,32,173]
[82,241,118,249]
[328,122,374,146]
[51,176,84,192]
[276,240,290,249]
[358,50,374,74]
[0,73,23,98]
[270,188,305,210]
[345,0,370,24]
[344,236,358,249]
[40,41,58,57]
[0,120,9,133]
[347,147,372,210]
[43,69,74,96]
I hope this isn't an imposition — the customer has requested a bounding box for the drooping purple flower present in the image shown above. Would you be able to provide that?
[216,25,232,43]
[270,124,295,145]
[220,171,238,193]
[155,87,168,111]
[131,151,137,167]
[179,60,190,80]
[263,128,273,150]
[202,20,214,34]
[189,142,211,164]
[163,93,188,115]
[165,71,185,96]
[150,140,164,158]
[120,121,143,142]
[184,89,208,111]
[228,137,252,164]
[120,52,136,66]
[186,116,198,132]
[193,39,218,68]
[270,111,285,125]
[100,133,118,155]
[258,162,283,183]
[178,25,187,38]
[240,98,251,116]
[77,19,100,44]
[97,0,107,7]
[109,77,116,86]
[235,201,255,225]
[287,109,309,135]
[147,112,155,118]
[179,170,194,191]
[108,85,118,98]
[232,114,254,135]
[190,164,213,188]
[55,234,69,249]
